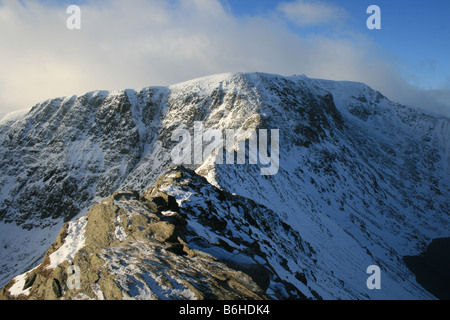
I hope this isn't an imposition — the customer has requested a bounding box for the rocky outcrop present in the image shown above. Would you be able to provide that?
[0,170,272,300]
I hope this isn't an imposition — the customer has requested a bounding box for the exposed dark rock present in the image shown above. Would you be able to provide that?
[23,272,36,291]
[403,238,450,300]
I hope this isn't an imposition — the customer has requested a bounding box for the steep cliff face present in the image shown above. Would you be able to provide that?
[0,72,448,299]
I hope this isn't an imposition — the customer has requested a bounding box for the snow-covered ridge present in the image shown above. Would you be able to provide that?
[0,72,449,299]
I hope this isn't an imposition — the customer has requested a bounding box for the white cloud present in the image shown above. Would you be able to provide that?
[0,0,448,117]
[276,0,348,27]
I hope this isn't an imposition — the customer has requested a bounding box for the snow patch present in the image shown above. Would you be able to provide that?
[8,271,34,297]
[161,211,178,217]
[114,215,127,241]
[47,216,88,269]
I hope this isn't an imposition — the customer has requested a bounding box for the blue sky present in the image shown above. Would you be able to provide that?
[224,0,450,90]
[1,0,449,116]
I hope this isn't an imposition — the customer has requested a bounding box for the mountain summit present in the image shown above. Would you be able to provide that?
[0,72,449,299]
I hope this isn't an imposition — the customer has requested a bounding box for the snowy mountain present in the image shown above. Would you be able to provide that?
[0,72,449,299]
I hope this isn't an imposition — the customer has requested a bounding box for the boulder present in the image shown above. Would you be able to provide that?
[147,222,177,243]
